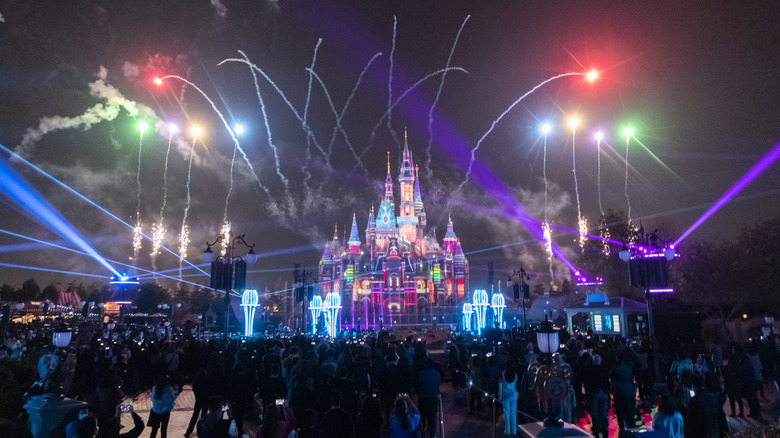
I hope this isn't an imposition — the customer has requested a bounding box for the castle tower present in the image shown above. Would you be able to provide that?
[376,152,397,245]
[397,131,418,243]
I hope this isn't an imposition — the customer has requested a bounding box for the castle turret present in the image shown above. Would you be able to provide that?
[348,212,361,254]
[376,152,397,242]
[443,214,458,253]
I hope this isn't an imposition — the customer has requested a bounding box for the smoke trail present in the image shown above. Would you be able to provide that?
[457,72,587,192]
[425,15,470,180]
[218,54,328,160]
[158,75,272,196]
[571,127,587,249]
[354,66,468,174]
[17,66,144,157]
[386,16,401,150]
[597,137,604,216]
[306,68,365,172]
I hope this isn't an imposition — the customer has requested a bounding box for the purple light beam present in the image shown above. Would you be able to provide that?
[674,140,780,247]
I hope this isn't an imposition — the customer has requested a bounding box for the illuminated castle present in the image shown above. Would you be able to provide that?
[318,135,469,328]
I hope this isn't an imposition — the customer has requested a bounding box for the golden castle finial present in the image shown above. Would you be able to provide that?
[404,127,408,141]
[415,164,419,179]
[387,151,390,174]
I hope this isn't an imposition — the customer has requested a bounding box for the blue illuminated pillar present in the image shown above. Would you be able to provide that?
[240,289,259,337]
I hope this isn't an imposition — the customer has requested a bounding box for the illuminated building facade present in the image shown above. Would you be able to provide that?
[318,136,469,328]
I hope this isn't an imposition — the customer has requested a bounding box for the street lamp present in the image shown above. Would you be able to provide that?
[203,230,258,339]
[532,315,570,428]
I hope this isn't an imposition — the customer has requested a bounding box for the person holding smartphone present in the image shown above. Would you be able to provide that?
[257,398,296,438]
[96,403,144,438]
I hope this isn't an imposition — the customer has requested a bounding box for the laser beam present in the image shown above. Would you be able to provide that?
[674,140,780,246]
[0,156,121,276]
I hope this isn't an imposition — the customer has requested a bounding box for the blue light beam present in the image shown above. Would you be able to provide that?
[0,158,121,277]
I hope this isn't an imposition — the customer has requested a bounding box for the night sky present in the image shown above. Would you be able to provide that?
[1,1,778,291]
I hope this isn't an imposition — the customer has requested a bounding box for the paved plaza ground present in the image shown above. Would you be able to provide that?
[121,381,779,438]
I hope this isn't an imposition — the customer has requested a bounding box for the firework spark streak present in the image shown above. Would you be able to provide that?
[597,136,604,216]
[578,216,588,249]
[327,52,382,161]
[306,68,364,171]
[457,72,588,192]
[625,134,632,222]
[304,39,322,167]
[426,15,470,180]
[179,135,197,264]
[157,75,271,196]
[133,130,144,262]
[355,66,468,173]
[219,53,328,162]
[386,16,401,149]
[152,129,175,260]
[220,221,231,256]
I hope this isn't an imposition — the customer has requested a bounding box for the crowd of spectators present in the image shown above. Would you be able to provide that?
[2,316,780,438]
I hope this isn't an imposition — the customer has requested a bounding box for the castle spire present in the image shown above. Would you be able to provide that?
[349,212,361,253]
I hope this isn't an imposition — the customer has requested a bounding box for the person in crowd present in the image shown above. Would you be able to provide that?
[97,404,145,438]
[652,395,683,438]
[499,361,519,436]
[611,352,638,431]
[297,409,327,438]
[197,395,236,438]
[319,390,353,438]
[354,394,383,438]
[584,354,610,438]
[724,344,750,418]
[257,399,296,438]
[147,373,179,438]
[389,394,421,438]
[468,353,486,416]
[686,376,720,438]
[416,357,441,438]
[185,367,210,438]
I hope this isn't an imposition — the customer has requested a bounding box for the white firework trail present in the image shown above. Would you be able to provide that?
[223,144,237,226]
[425,15,470,180]
[571,125,587,249]
[306,68,365,171]
[625,134,632,223]
[133,129,145,263]
[179,135,197,265]
[457,72,589,193]
[229,52,289,197]
[386,16,401,150]
[354,66,468,174]
[158,75,272,196]
[326,52,383,173]
[151,129,174,261]
[219,53,328,161]
[303,40,323,186]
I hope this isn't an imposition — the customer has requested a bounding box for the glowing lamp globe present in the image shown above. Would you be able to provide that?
[664,247,676,260]
[536,318,560,355]
[245,248,258,264]
[202,246,215,263]
[53,331,72,348]
[619,249,632,262]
